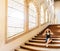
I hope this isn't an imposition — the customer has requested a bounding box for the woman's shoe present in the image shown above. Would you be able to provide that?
[46,44,48,47]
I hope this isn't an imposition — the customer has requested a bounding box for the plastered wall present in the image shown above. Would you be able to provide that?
[54,1,60,24]
[0,0,52,51]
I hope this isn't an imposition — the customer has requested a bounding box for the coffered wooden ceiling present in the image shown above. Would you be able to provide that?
[54,0,60,2]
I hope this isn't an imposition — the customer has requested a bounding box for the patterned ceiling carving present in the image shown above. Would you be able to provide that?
[54,0,60,2]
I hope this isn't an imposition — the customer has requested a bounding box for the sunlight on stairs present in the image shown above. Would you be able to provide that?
[15,25,60,51]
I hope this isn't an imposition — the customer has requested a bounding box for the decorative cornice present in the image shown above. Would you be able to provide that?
[54,0,60,2]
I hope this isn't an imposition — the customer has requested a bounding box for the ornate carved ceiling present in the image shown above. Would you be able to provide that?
[54,0,60,2]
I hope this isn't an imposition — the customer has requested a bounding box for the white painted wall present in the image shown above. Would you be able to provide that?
[55,1,60,24]
[0,0,50,51]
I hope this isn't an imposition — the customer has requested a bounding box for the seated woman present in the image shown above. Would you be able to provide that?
[43,28,53,47]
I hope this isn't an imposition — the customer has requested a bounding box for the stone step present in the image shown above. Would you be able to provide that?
[25,42,60,48]
[34,36,60,38]
[20,45,47,51]
[29,40,60,44]
[32,38,60,40]
[15,48,29,51]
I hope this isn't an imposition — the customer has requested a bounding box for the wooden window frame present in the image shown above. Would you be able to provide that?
[40,4,45,25]
[40,2,49,26]
[28,2,39,31]
[5,0,39,43]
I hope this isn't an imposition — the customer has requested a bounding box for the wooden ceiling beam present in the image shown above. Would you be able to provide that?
[54,0,60,2]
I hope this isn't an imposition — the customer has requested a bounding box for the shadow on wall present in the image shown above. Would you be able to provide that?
[55,1,60,24]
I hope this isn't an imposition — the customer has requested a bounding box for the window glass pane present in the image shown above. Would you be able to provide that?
[7,0,24,37]
[45,10,48,22]
[40,5,44,24]
[29,3,37,29]
[49,13,51,22]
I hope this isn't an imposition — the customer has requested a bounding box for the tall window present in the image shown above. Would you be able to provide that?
[29,3,37,30]
[40,5,44,24]
[49,0,52,6]
[49,13,51,23]
[45,10,48,22]
[47,0,48,2]
[7,0,25,38]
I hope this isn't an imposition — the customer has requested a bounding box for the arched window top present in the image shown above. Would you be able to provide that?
[47,0,48,2]
[45,10,48,22]
[41,5,44,16]
[10,0,24,4]
[7,0,25,38]
[40,5,44,24]
[29,3,37,30]
[29,3,36,13]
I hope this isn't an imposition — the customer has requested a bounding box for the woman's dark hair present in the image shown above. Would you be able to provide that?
[46,30,50,33]
[48,31,50,33]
